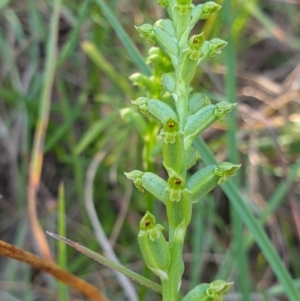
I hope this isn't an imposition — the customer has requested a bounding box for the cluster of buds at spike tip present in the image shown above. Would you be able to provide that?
[127,1,237,299]
[138,212,170,280]
[182,280,233,301]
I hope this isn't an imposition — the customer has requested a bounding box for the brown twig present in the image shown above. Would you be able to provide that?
[0,240,109,301]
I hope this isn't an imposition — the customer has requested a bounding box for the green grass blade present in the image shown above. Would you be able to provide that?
[194,137,299,301]
[223,0,250,298]
[81,41,133,95]
[58,182,68,301]
[57,0,91,65]
[259,158,300,224]
[94,0,151,76]
[73,111,118,155]
[47,232,162,294]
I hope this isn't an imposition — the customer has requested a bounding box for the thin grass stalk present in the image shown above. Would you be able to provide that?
[94,0,151,76]
[58,182,68,301]
[84,151,138,301]
[27,0,62,261]
[223,0,251,298]
[57,0,91,65]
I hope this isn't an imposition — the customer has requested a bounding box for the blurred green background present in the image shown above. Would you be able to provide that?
[0,0,299,300]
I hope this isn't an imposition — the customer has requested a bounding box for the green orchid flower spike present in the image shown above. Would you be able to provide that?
[125,1,239,300]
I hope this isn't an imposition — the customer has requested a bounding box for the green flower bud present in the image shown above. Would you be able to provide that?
[119,108,147,137]
[129,72,155,91]
[163,131,184,178]
[138,212,170,279]
[160,118,182,144]
[173,0,193,44]
[208,38,227,58]
[215,162,241,183]
[187,163,240,203]
[166,189,192,227]
[182,283,209,301]
[182,280,233,301]
[188,92,211,115]
[185,146,201,170]
[184,102,236,148]
[188,33,206,60]
[178,33,205,84]
[135,24,155,44]
[146,47,173,74]
[132,97,178,125]
[161,72,176,96]
[191,2,221,28]
[165,176,188,202]
[174,0,192,15]
[124,170,168,204]
[158,0,170,8]
[192,39,227,66]
[124,170,144,192]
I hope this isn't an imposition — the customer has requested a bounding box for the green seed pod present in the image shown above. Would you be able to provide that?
[190,2,221,28]
[141,172,168,204]
[178,33,205,84]
[135,24,155,44]
[124,170,168,204]
[188,92,211,115]
[138,212,170,280]
[153,24,179,58]
[163,131,184,178]
[185,146,201,170]
[187,163,240,203]
[132,97,178,125]
[161,72,176,95]
[184,102,236,148]
[166,189,192,227]
[168,220,186,284]
[182,280,233,301]
[155,19,176,38]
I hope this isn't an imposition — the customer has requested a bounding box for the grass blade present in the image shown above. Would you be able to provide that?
[194,137,299,301]
[94,0,151,76]
[47,232,162,294]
